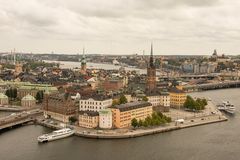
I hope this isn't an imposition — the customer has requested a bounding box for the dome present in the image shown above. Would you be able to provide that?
[22,94,36,101]
[0,93,8,99]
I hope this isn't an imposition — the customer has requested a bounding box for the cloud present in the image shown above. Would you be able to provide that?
[0,0,240,54]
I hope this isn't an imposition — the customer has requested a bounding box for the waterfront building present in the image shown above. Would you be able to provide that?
[0,93,9,105]
[169,87,186,109]
[146,44,156,92]
[21,94,36,108]
[99,109,112,129]
[78,111,99,128]
[111,101,152,128]
[43,93,77,123]
[79,97,112,112]
[160,92,170,111]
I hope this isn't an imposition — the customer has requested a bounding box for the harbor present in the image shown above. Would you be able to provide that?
[0,88,239,160]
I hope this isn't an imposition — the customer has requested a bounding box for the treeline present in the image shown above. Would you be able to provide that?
[131,112,172,128]
[184,95,207,111]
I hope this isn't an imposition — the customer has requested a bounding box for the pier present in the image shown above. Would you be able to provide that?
[183,81,240,92]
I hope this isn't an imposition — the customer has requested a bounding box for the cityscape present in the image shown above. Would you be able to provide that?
[0,1,240,160]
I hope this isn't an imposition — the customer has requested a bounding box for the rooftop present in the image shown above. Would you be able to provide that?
[111,101,152,112]
[79,111,99,117]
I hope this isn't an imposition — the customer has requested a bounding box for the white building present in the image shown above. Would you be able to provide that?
[160,93,170,107]
[79,97,112,112]
[147,94,170,107]
[99,109,112,129]
[147,95,161,107]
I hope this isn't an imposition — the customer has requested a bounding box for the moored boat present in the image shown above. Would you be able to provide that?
[37,128,75,143]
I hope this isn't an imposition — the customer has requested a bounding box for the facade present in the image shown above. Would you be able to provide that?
[43,93,77,123]
[111,101,153,128]
[78,111,99,128]
[146,44,156,92]
[0,93,9,105]
[79,97,112,112]
[169,88,187,109]
[17,84,58,99]
[15,63,23,75]
[99,109,112,129]
[21,94,36,108]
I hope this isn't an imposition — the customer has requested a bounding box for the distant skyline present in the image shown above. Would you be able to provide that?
[0,0,240,55]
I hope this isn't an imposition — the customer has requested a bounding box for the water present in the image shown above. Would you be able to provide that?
[0,88,240,160]
[45,60,147,74]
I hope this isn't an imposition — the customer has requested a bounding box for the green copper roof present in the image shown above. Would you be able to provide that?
[0,93,8,99]
[99,109,112,115]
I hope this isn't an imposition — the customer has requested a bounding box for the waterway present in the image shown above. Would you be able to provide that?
[0,88,240,160]
[45,60,148,74]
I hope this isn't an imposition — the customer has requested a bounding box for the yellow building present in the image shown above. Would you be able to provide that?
[111,101,153,128]
[169,87,187,109]
[79,111,99,128]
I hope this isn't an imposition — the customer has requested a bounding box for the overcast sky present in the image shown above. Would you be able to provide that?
[0,0,240,55]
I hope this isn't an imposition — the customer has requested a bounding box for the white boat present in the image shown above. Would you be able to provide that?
[37,128,75,143]
[217,101,235,114]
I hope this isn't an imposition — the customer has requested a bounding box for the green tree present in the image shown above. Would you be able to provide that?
[119,95,127,104]
[138,119,143,127]
[69,116,77,124]
[131,118,138,128]
[36,91,44,103]
[142,96,149,102]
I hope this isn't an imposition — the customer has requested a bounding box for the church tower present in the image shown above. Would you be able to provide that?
[146,44,156,92]
[80,48,87,75]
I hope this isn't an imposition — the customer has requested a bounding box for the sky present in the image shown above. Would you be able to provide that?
[0,0,240,55]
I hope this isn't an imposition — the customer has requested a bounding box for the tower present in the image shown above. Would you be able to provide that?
[146,44,156,92]
[80,48,87,75]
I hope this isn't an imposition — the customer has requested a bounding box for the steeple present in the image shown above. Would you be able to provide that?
[149,43,154,68]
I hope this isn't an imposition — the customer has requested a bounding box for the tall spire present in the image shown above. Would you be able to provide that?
[149,43,154,68]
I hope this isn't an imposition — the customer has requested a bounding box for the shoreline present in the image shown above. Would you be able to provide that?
[37,114,228,139]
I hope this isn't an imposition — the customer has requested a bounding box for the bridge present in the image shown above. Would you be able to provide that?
[0,109,42,131]
[182,81,240,92]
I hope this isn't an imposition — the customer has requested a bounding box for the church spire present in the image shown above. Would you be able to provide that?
[149,43,154,68]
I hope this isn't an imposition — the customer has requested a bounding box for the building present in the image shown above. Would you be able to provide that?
[78,111,99,128]
[80,48,87,75]
[79,97,112,112]
[146,44,156,92]
[43,93,77,123]
[15,63,23,75]
[17,84,58,99]
[21,94,36,108]
[99,109,112,129]
[169,88,187,109]
[147,92,170,112]
[111,101,153,128]
[0,93,8,105]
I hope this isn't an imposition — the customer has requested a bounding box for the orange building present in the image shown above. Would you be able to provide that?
[111,101,153,128]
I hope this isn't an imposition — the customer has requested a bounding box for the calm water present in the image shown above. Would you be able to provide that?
[0,88,240,160]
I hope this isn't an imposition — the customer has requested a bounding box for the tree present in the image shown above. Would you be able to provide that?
[131,118,138,128]
[184,96,207,111]
[36,91,44,103]
[138,119,143,127]
[142,96,149,102]
[119,95,127,104]
[69,116,77,124]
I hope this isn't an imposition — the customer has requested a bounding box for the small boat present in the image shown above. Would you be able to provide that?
[37,128,75,143]
[217,101,235,114]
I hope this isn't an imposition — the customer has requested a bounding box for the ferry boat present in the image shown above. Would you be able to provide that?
[37,128,75,143]
[217,101,235,114]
